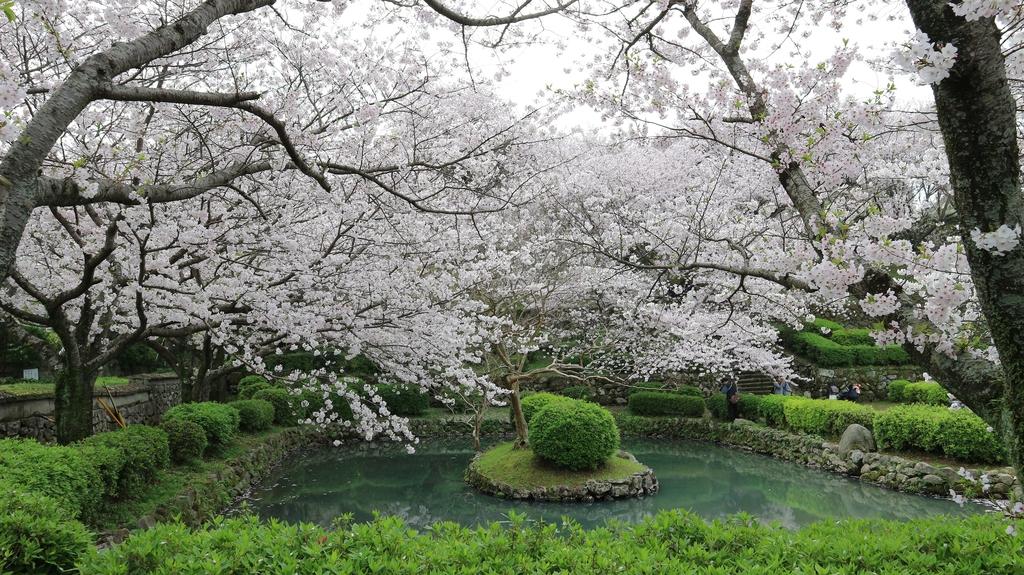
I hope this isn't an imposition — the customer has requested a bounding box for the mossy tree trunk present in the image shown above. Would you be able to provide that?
[507,378,529,448]
[53,364,98,444]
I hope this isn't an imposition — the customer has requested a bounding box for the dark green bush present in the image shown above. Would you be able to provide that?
[162,402,240,447]
[0,480,91,575]
[706,393,728,420]
[758,395,793,426]
[903,381,949,406]
[160,419,207,463]
[558,386,594,401]
[76,512,1022,575]
[237,375,271,400]
[887,379,910,402]
[77,425,170,500]
[531,399,620,470]
[252,388,300,426]
[874,404,1003,463]
[628,392,705,417]
[375,383,429,417]
[230,399,275,432]
[830,328,875,346]
[675,385,703,396]
[299,388,354,422]
[0,438,105,521]
[515,392,572,424]
[736,394,763,420]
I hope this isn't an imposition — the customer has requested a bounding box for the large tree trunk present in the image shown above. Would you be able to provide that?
[54,366,97,444]
[906,1,1024,471]
[507,378,529,448]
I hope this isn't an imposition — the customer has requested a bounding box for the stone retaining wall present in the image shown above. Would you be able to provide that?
[615,413,1020,500]
[0,373,181,441]
[791,360,924,401]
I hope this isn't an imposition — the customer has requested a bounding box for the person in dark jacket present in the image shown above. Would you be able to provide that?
[723,380,740,421]
[839,384,861,402]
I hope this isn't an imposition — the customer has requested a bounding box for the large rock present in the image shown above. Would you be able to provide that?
[838,424,876,457]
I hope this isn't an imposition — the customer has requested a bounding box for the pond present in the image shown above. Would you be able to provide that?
[244,439,986,530]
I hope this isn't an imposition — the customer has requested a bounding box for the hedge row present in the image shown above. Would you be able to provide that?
[628,392,705,417]
[707,395,1005,464]
[874,405,1005,463]
[888,380,949,405]
[75,512,1022,575]
[782,331,910,367]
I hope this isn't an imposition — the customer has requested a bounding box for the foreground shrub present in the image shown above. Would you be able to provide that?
[237,375,271,400]
[628,391,705,417]
[936,410,1005,463]
[887,379,910,402]
[162,402,240,447]
[782,398,875,436]
[160,419,207,463]
[0,438,104,520]
[230,399,276,432]
[374,383,429,417]
[558,386,594,401]
[706,393,728,420]
[77,512,1022,575]
[903,381,949,406]
[874,404,1004,463]
[516,392,573,424]
[0,481,91,575]
[77,425,170,500]
[531,399,620,470]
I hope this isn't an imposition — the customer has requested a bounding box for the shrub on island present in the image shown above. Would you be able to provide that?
[628,391,705,417]
[530,399,620,471]
[514,392,573,424]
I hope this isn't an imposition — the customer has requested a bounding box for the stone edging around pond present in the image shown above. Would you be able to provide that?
[464,450,659,502]
[614,413,1020,500]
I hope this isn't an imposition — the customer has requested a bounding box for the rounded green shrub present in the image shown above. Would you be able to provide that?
[903,381,949,406]
[230,399,275,432]
[936,410,1005,463]
[736,394,763,420]
[77,425,170,500]
[160,418,207,463]
[299,388,354,422]
[558,386,594,401]
[887,379,910,402]
[237,375,271,400]
[873,404,946,453]
[0,480,91,575]
[0,438,105,521]
[530,399,620,471]
[515,392,573,424]
[628,391,705,417]
[706,393,728,420]
[758,395,793,427]
[162,402,240,447]
[252,388,300,426]
[375,383,429,417]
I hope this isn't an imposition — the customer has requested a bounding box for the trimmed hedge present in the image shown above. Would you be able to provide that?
[903,381,949,406]
[375,384,430,417]
[77,425,170,500]
[252,388,300,426]
[162,402,240,448]
[0,480,91,575]
[675,385,703,396]
[0,438,105,521]
[874,404,1004,463]
[830,327,875,346]
[783,331,910,367]
[230,399,276,432]
[160,419,207,464]
[736,394,763,420]
[628,392,705,417]
[76,513,1023,575]
[516,392,573,424]
[530,399,620,470]
[888,379,910,402]
[237,375,271,400]
[782,398,876,436]
[706,394,728,420]
[758,395,795,426]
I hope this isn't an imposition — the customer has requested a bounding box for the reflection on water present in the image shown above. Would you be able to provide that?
[244,439,984,530]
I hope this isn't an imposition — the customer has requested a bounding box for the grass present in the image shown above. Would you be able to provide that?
[0,375,134,397]
[474,441,646,489]
[90,426,290,531]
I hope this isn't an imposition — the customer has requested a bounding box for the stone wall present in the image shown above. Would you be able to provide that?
[614,413,1020,500]
[791,359,925,401]
[0,373,181,441]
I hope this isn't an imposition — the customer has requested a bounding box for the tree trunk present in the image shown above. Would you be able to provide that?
[507,379,529,448]
[54,366,97,444]
[905,1,1024,472]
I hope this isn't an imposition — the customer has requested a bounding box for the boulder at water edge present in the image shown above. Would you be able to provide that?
[838,424,876,457]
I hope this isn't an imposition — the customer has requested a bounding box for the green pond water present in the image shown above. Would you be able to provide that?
[244,439,985,530]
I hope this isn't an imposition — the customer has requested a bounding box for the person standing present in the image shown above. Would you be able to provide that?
[723,380,740,421]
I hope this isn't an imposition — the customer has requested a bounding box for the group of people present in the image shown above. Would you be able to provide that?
[720,380,862,422]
